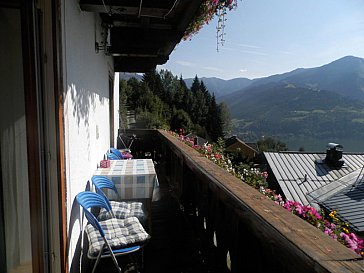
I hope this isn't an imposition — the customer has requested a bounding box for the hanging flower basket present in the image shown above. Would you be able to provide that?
[183,0,239,50]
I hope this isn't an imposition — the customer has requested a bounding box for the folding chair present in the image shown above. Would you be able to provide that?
[91,176,145,223]
[110,147,124,159]
[76,191,150,273]
[110,147,133,160]
[106,152,120,160]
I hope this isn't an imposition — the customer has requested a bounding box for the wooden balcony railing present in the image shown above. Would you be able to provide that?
[119,129,364,273]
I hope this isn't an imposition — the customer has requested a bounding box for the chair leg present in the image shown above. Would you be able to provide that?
[140,249,144,270]
[134,255,139,273]
[132,253,140,273]
[110,256,122,273]
[104,241,122,273]
[91,250,103,273]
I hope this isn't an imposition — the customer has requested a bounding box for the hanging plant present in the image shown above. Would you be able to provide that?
[183,0,239,51]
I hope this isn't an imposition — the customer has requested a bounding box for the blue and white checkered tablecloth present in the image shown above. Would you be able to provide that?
[94,159,157,200]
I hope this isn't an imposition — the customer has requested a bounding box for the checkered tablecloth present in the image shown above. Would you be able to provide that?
[94,159,157,200]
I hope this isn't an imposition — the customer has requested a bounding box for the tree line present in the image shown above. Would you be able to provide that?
[120,70,232,142]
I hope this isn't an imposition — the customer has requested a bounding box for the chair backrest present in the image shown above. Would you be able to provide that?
[91,176,121,211]
[106,152,120,160]
[110,147,124,159]
[91,175,119,194]
[76,191,112,237]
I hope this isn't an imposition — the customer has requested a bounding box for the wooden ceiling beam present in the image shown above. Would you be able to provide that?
[79,0,203,73]
[110,53,158,57]
[79,0,181,10]
[114,55,169,72]
[114,63,154,72]
[112,21,173,30]
[80,4,170,18]
[108,45,160,55]
[110,28,182,47]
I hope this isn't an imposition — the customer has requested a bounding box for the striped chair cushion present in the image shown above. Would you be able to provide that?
[97,201,144,221]
[85,217,150,257]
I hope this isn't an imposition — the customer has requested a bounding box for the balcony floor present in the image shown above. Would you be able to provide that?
[91,166,210,273]
[143,178,207,272]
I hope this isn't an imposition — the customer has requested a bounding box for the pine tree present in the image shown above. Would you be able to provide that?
[119,70,230,140]
[190,75,200,93]
[207,94,224,142]
[142,69,165,100]
[219,102,232,136]
[127,77,142,109]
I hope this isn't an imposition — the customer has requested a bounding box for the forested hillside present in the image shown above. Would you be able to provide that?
[230,83,364,142]
[120,70,231,142]
[218,56,364,151]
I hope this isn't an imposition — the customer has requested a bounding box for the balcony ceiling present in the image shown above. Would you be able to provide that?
[79,0,203,72]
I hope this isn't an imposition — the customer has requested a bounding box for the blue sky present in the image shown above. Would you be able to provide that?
[158,0,364,80]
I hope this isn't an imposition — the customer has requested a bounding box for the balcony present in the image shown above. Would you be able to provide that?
[80,129,364,273]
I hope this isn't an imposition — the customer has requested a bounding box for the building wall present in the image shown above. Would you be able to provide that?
[113,72,120,148]
[226,142,257,159]
[62,0,119,264]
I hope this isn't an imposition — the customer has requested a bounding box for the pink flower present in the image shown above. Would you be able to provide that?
[295,203,304,215]
[307,207,322,220]
[340,232,363,253]
[283,201,293,212]
[349,233,359,242]
[324,227,331,235]
[215,154,222,159]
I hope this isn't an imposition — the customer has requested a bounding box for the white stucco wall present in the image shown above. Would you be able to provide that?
[62,0,119,264]
[113,72,120,148]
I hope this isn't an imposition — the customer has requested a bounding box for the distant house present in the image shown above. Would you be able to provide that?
[225,136,258,160]
[264,143,364,235]
[185,133,208,146]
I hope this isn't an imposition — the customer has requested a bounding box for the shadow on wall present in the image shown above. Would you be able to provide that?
[66,83,108,155]
[68,83,108,127]
[67,182,91,273]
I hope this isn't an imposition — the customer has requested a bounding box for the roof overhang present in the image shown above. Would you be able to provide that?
[79,0,203,72]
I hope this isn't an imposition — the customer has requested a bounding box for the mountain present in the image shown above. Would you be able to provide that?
[219,56,364,151]
[184,77,252,98]
[224,56,364,103]
[222,56,364,113]
[281,56,364,100]
[229,83,364,120]
[229,83,364,151]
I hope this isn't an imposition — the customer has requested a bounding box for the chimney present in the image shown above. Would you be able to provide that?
[325,143,344,168]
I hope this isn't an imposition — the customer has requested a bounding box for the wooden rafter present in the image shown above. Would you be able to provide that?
[80,4,171,18]
[79,0,203,72]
